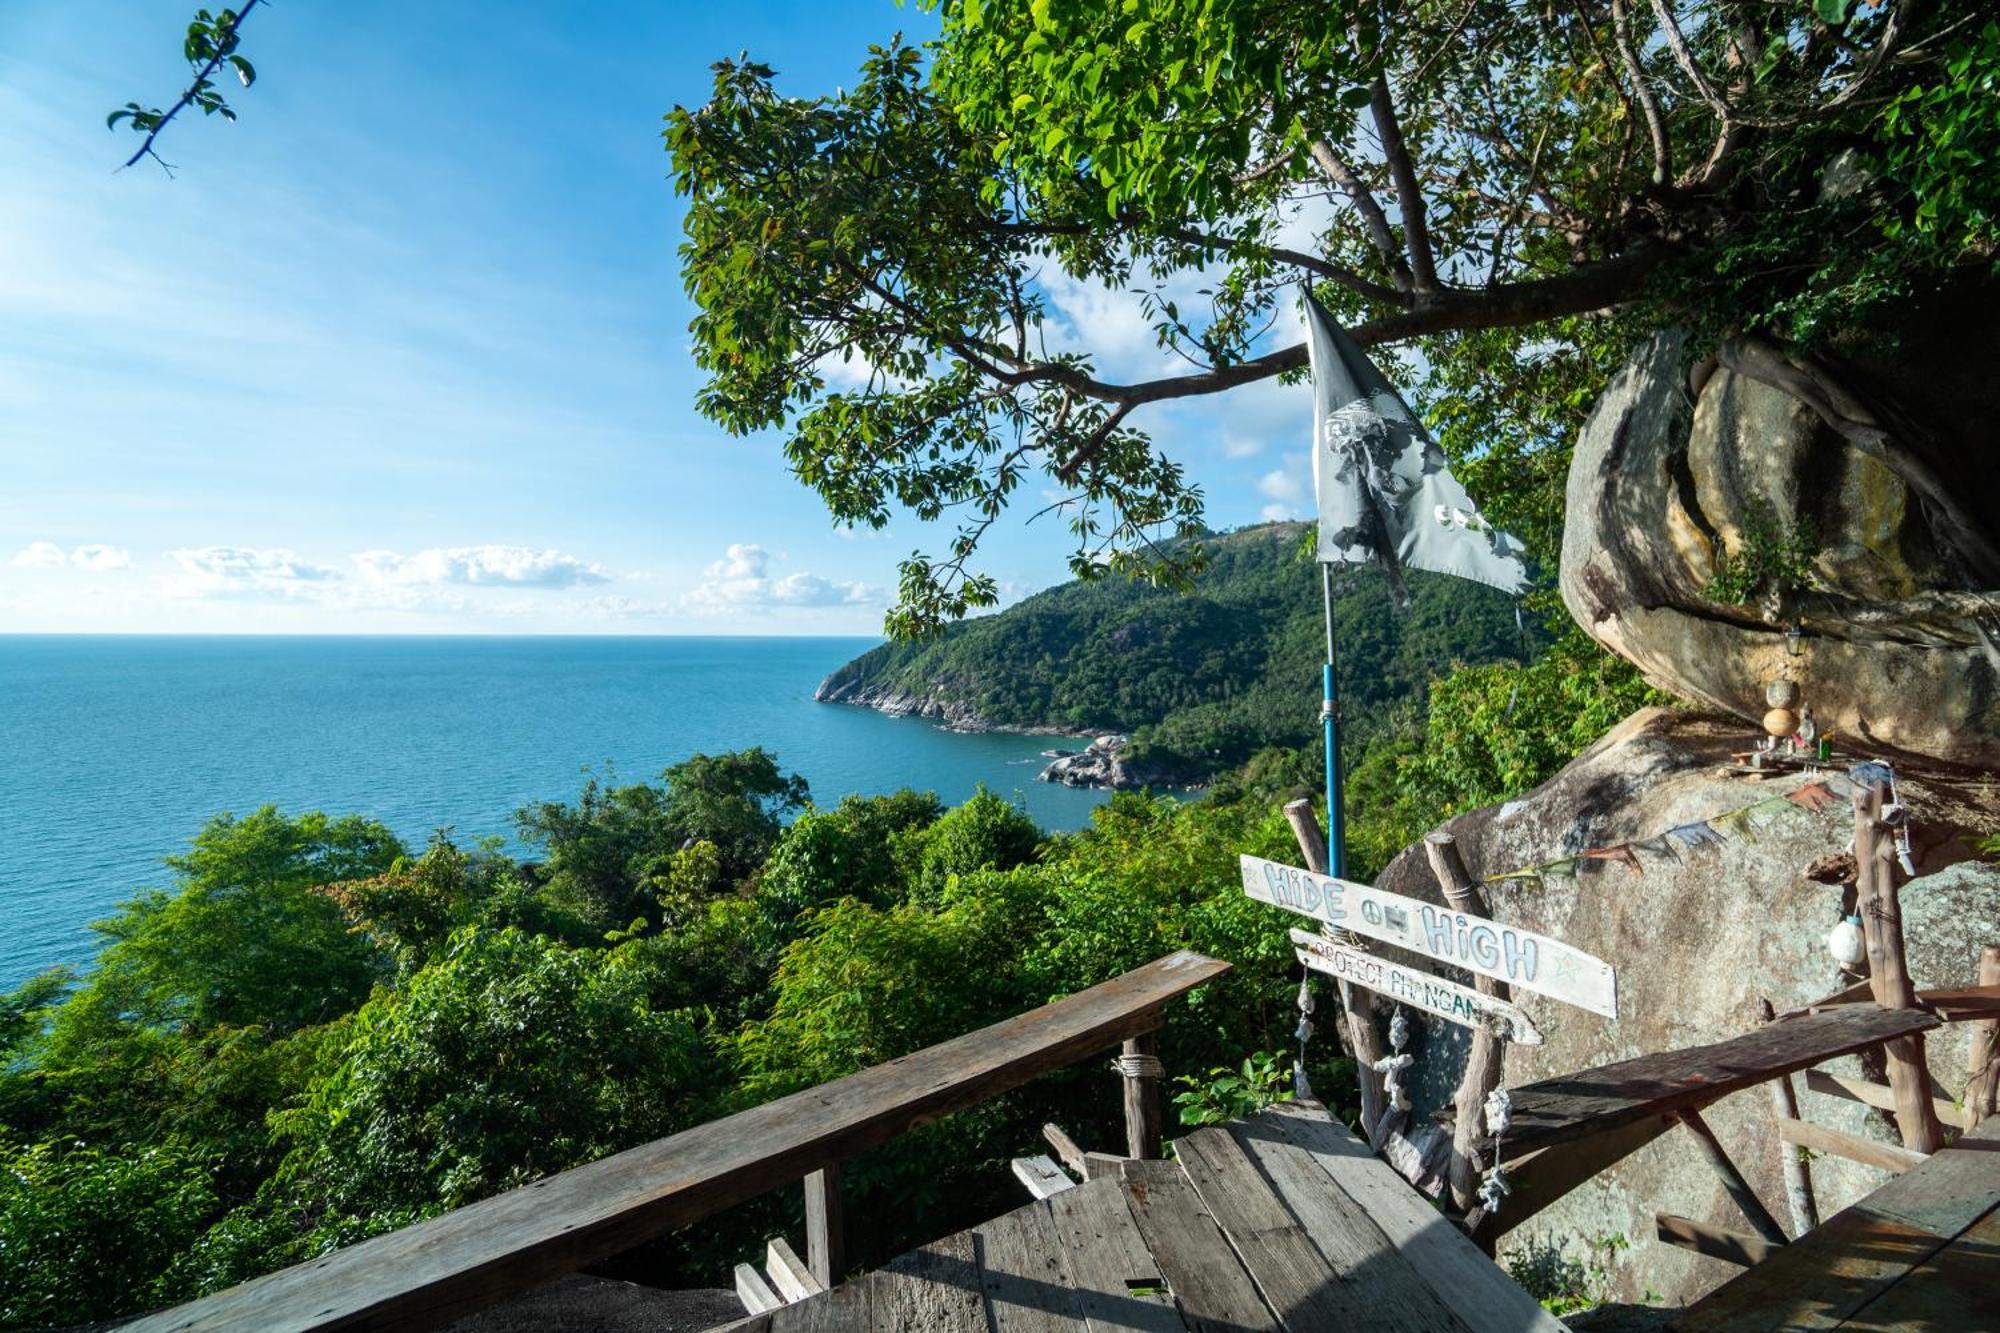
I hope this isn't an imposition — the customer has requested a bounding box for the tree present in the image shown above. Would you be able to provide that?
[110,5,263,172]
[667,2,1996,632]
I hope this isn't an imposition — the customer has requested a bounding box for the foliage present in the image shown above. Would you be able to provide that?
[1171,1052,1294,1128]
[901,786,1041,904]
[109,4,260,169]
[667,0,1987,632]
[1505,1232,1634,1317]
[823,521,1531,782]
[0,1137,220,1327]
[1702,498,1825,611]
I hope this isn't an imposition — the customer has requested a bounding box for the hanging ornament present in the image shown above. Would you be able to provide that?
[1370,1003,1415,1111]
[1827,914,1865,969]
[1477,1087,1513,1215]
[1293,975,1316,1100]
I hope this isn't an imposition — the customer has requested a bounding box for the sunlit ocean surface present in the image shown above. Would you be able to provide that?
[0,636,1109,988]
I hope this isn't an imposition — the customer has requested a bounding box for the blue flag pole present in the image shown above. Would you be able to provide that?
[1321,562,1345,879]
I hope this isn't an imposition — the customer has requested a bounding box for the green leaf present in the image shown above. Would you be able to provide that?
[1813,0,1851,25]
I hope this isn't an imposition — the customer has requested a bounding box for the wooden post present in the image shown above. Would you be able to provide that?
[1426,832,1508,1215]
[1120,1030,1164,1159]
[1967,944,2000,1127]
[1758,999,1819,1236]
[804,1163,843,1288]
[1853,784,1946,1154]
[1283,799,1387,1142]
[1674,1109,1790,1250]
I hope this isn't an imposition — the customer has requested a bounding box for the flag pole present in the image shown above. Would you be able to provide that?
[1321,561,1345,878]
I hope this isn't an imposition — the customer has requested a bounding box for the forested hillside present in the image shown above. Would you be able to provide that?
[818,522,1531,782]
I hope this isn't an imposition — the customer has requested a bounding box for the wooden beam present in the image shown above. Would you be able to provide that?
[803,1164,842,1289]
[1010,1154,1076,1200]
[734,1263,783,1315]
[1656,1213,1783,1267]
[1470,1113,1678,1244]
[1971,945,2000,1127]
[1426,831,1507,1217]
[1455,1003,1939,1159]
[1080,1151,1127,1181]
[1758,998,1817,1237]
[1775,1115,1928,1174]
[1041,1123,1086,1176]
[763,1238,823,1304]
[1674,1108,1789,1249]
[1801,1068,1962,1129]
[1120,1030,1164,1160]
[123,950,1230,1333]
[1853,783,1946,1154]
[1284,798,1386,1141]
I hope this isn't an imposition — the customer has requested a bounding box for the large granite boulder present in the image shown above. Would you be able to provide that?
[1374,708,2000,1306]
[1559,329,2000,767]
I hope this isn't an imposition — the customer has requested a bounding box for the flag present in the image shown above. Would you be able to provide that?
[1305,296,1529,598]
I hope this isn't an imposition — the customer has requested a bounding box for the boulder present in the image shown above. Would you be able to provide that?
[1374,707,2000,1306]
[1559,329,2000,767]
[1039,734,1133,788]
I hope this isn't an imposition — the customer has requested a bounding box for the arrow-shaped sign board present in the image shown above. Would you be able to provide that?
[1291,929,1543,1045]
[1241,854,1617,1018]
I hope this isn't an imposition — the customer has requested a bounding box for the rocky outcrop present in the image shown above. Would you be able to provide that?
[1559,329,2000,767]
[812,676,994,732]
[1040,735,1132,787]
[1373,707,2000,1305]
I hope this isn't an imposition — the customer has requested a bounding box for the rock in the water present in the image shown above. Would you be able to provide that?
[1040,734,1132,788]
[1559,329,2000,767]
[1375,707,2000,1306]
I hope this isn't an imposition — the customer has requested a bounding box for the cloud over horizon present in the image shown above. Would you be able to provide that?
[353,545,610,590]
[685,543,877,612]
[10,540,133,571]
[165,546,343,600]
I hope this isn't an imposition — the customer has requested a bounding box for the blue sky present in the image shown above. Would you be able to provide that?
[0,1,1316,634]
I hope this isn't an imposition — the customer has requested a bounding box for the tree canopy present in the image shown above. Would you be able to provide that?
[666,1,1996,631]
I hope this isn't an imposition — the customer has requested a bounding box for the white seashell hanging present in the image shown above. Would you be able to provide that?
[1827,914,1866,969]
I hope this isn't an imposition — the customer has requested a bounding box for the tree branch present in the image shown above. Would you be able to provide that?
[1367,75,1440,292]
[1307,138,1412,291]
[1610,0,1673,187]
[118,0,262,171]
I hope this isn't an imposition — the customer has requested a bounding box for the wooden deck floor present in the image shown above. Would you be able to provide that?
[733,1100,1566,1332]
[1674,1115,2000,1331]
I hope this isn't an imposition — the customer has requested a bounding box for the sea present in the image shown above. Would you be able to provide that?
[0,636,1111,990]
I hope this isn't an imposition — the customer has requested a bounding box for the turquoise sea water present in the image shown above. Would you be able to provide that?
[0,636,1109,989]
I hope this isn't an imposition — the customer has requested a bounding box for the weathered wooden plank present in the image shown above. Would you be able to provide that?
[1675,1117,2000,1330]
[1835,1204,2000,1331]
[123,950,1228,1333]
[765,1238,824,1304]
[975,1200,1089,1333]
[1118,1158,1279,1333]
[1472,1004,1940,1157]
[1173,1126,1379,1329]
[1121,1031,1164,1160]
[1472,1114,1678,1245]
[1013,1155,1078,1200]
[736,1263,785,1316]
[1045,1180,1183,1333]
[1802,1068,1963,1128]
[1224,1115,1473,1332]
[1655,1214,1782,1268]
[1776,1116,1928,1175]
[1240,854,1618,1015]
[1290,931,1543,1044]
[1259,1101,1565,1333]
[1043,1124,1087,1176]
[1080,1152,1128,1182]
[864,1227,987,1332]
[804,1164,842,1288]
[761,1278,873,1333]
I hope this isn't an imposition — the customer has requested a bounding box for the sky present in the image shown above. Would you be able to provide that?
[0,1,1318,635]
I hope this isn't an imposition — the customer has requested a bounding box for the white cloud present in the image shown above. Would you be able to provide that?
[9,540,133,571]
[69,544,133,571]
[352,545,609,589]
[165,546,343,600]
[685,543,876,613]
[9,541,67,568]
[1256,456,1313,523]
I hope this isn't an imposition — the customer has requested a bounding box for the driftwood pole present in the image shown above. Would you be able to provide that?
[1758,998,1819,1235]
[1674,1108,1790,1250]
[1853,783,1945,1155]
[1968,944,2000,1127]
[804,1164,843,1287]
[1284,798,1387,1141]
[1425,832,1507,1214]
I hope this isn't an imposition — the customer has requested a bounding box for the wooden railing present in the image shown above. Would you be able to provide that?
[121,950,1229,1333]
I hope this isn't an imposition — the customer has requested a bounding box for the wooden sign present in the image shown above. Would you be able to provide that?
[1240,854,1617,1018]
[1290,930,1544,1045]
